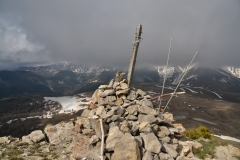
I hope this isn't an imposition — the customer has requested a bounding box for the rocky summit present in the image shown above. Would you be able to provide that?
[0,71,240,160]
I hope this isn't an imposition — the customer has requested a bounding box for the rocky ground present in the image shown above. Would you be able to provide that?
[0,72,240,160]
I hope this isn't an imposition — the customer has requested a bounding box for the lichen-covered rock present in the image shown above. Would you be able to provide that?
[106,126,123,151]
[142,151,153,160]
[138,114,156,124]
[44,122,74,145]
[98,89,115,97]
[112,133,141,160]
[138,105,157,115]
[161,142,178,158]
[141,133,162,154]
[28,130,45,143]
[0,136,9,144]
[116,89,129,96]
[22,135,34,145]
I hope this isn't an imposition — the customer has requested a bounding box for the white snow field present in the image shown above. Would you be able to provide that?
[44,96,90,114]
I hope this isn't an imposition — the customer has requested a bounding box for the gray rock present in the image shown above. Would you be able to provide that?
[127,105,139,115]
[215,145,238,160]
[142,151,153,160]
[141,133,162,154]
[107,95,117,102]
[155,117,164,124]
[116,89,129,96]
[106,109,115,118]
[139,122,149,130]
[153,154,160,160]
[89,119,103,139]
[142,98,153,108]
[228,145,240,158]
[22,135,34,144]
[176,156,184,160]
[140,123,152,134]
[0,136,8,144]
[95,105,106,116]
[169,127,179,134]
[138,105,157,115]
[109,121,120,128]
[113,81,120,89]
[120,82,128,90]
[152,124,159,135]
[138,114,156,124]
[136,89,146,97]
[88,109,96,117]
[28,130,45,143]
[178,141,191,156]
[172,138,178,144]
[113,106,125,116]
[115,71,126,82]
[159,136,171,143]
[111,115,120,121]
[99,85,112,89]
[127,90,137,100]
[109,79,115,88]
[106,126,124,151]
[161,142,178,158]
[111,133,141,160]
[159,126,170,136]
[119,94,127,100]
[82,128,94,135]
[131,122,140,134]
[193,141,203,149]
[122,101,136,108]
[45,122,74,145]
[159,152,174,160]
[98,89,115,97]
[81,109,91,118]
[120,121,131,133]
[134,136,142,146]
[42,147,50,153]
[98,97,109,105]
[127,115,138,121]
[157,131,165,138]
[88,135,99,144]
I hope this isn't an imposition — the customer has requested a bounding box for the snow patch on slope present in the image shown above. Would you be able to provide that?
[44,96,90,113]
[172,64,196,84]
[222,66,240,79]
[157,66,175,78]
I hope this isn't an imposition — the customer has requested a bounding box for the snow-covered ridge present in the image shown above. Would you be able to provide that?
[17,62,112,74]
[222,66,240,79]
[157,66,175,78]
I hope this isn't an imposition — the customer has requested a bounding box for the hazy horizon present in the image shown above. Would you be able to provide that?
[1,1,240,69]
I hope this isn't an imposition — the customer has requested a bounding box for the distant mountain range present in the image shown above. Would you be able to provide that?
[0,62,240,98]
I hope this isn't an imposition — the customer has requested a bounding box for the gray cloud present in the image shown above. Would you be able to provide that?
[0,0,240,69]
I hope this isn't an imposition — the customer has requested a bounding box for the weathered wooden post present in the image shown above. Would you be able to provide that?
[127,24,142,87]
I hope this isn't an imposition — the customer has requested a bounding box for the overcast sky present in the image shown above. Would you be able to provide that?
[0,0,240,69]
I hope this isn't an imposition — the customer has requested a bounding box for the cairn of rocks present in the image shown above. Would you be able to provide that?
[79,71,200,160]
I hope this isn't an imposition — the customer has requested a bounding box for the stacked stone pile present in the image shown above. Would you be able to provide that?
[78,71,200,160]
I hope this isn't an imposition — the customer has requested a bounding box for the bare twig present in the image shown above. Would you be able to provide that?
[151,92,185,101]
[158,38,172,112]
[99,118,104,160]
[163,51,198,112]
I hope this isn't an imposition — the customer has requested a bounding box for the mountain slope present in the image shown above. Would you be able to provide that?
[1,63,240,98]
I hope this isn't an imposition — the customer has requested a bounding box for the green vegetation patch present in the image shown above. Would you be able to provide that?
[194,139,220,159]
[184,126,212,139]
